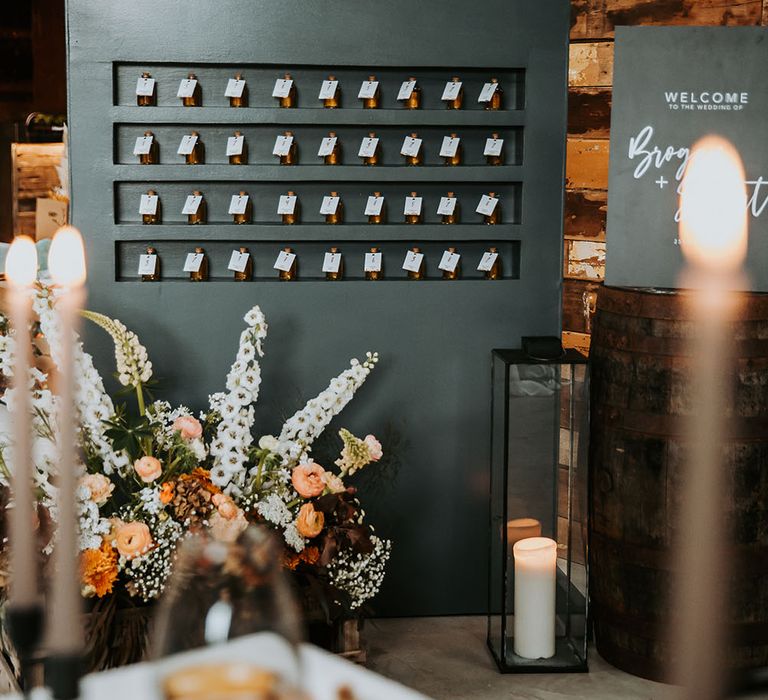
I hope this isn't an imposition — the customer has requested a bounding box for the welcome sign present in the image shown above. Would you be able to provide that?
[605,26,768,291]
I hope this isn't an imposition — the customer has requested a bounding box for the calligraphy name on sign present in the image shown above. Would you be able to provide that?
[183,252,204,272]
[322,252,342,273]
[226,135,245,156]
[139,194,159,215]
[365,196,384,216]
[364,252,383,271]
[177,79,197,98]
[228,250,250,272]
[277,194,297,215]
[273,250,296,271]
[358,137,379,158]
[138,254,157,275]
[225,78,246,98]
[318,80,338,99]
[133,135,154,155]
[273,135,294,156]
[272,78,293,98]
[136,76,155,96]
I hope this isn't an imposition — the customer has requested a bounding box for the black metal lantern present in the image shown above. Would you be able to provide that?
[487,345,589,672]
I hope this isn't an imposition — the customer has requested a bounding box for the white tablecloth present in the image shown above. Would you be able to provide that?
[13,635,431,700]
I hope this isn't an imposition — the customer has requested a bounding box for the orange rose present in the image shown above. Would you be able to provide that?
[80,473,114,505]
[291,462,326,498]
[210,510,248,543]
[134,456,162,483]
[173,415,203,441]
[295,503,324,538]
[114,521,153,560]
[212,493,240,520]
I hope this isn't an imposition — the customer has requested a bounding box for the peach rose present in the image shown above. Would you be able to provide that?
[114,521,153,560]
[321,471,346,494]
[295,503,324,539]
[212,493,240,520]
[80,473,114,506]
[210,510,248,543]
[364,435,383,461]
[134,456,162,483]
[173,415,203,441]
[291,462,326,498]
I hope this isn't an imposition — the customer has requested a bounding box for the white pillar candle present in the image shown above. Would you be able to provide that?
[513,536,557,659]
[5,236,39,608]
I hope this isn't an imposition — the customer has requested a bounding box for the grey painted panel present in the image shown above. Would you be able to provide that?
[66,0,569,615]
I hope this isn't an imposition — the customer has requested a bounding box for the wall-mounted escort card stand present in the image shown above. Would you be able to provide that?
[66,0,569,616]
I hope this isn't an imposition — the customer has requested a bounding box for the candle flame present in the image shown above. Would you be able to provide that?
[679,136,748,272]
[48,226,87,287]
[5,236,38,287]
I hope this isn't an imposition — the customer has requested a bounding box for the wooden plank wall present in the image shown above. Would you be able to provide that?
[563,0,768,354]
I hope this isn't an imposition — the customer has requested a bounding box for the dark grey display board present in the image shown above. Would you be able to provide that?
[606,26,768,291]
[66,0,569,615]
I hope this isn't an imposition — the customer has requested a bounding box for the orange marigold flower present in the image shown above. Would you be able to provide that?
[282,550,301,571]
[81,541,118,598]
[300,546,320,566]
[159,481,175,504]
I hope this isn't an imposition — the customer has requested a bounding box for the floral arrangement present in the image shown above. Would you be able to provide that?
[0,285,391,619]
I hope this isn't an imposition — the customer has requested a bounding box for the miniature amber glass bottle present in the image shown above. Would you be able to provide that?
[487,132,503,166]
[485,247,501,280]
[323,75,340,108]
[142,246,160,281]
[407,247,424,280]
[366,247,381,281]
[484,192,500,225]
[324,131,341,165]
[138,130,159,165]
[278,73,296,108]
[325,246,343,281]
[142,190,160,225]
[362,132,379,166]
[232,191,252,225]
[137,72,155,107]
[486,78,503,111]
[233,246,253,281]
[325,191,343,224]
[405,192,421,224]
[444,132,461,166]
[447,76,463,110]
[189,247,208,281]
[442,191,458,225]
[188,191,206,225]
[229,131,247,165]
[280,131,297,165]
[279,247,296,281]
[405,77,420,110]
[405,132,421,166]
[229,73,248,108]
[181,73,201,107]
[185,131,204,165]
[369,191,385,224]
[442,247,460,280]
[282,191,298,225]
[361,75,380,109]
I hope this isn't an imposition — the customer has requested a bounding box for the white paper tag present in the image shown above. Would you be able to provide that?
[139,194,159,215]
[441,81,463,101]
[439,136,460,158]
[228,250,250,272]
[402,250,424,273]
[484,137,504,157]
[225,78,246,98]
[403,196,423,216]
[272,78,293,98]
[478,82,499,103]
[437,196,457,216]
[438,250,460,272]
[138,254,157,275]
[226,135,245,156]
[365,195,384,216]
[177,134,198,155]
[277,194,297,215]
[273,134,294,156]
[476,194,499,216]
[397,80,417,101]
[318,80,338,100]
[182,195,203,215]
[273,250,296,271]
[322,252,342,273]
[318,136,337,157]
[183,252,204,272]
[228,194,249,215]
[400,136,422,157]
[133,135,154,155]
[364,252,383,272]
[320,195,340,215]
[477,251,499,272]
[358,136,379,158]
[177,78,198,98]
[136,76,156,97]
[358,80,379,99]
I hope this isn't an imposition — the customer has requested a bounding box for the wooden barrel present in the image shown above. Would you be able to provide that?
[589,285,768,682]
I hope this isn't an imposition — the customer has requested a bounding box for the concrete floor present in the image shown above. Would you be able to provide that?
[365,616,726,700]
